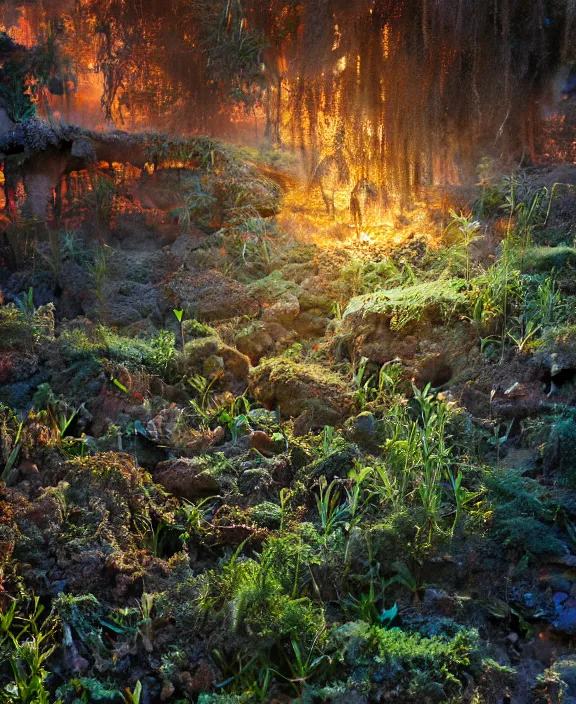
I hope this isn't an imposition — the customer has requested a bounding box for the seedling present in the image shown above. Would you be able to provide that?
[173,309,185,351]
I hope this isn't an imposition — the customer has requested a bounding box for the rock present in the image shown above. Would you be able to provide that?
[97,281,161,328]
[235,321,295,364]
[167,269,259,321]
[203,354,225,378]
[423,588,450,603]
[0,107,15,136]
[249,358,352,427]
[235,326,275,365]
[536,328,576,391]
[308,447,361,481]
[330,692,368,704]
[554,591,570,609]
[249,430,279,455]
[71,136,96,162]
[344,412,378,452]
[552,656,576,697]
[146,407,183,443]
[551,554,576,568]
[17,460,39,478]
[238,467,273,494]
[160,681,175,701]
[292,310,329,338]
[262,294,300,326]
[298,277,334,314]
[543,419,576,485]
[169,227,208,259]
[541,571,572,593]
[553,607,576,635]
[415,354,453,389]
[264,321,294,345]
[250,502,283,529]
[184,335,250,383]
[247,271,303,305]
[0,382,34,409]
[154,458,220,500]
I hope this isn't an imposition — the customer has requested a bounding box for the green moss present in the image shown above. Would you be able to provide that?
[533,655,576,702]
[250,502,282,529]
[198,695,248,704]
[333,621,481,701]
[343,278,469,330]
[246,270,302,303]
[56,678,122,702]
[182,318,215,339]
[542,418,576,486]
[59,325,175,376]
[377,509,423,553]
[485,469,566,556]
[485,470,552,521]
[495,516,565,557]
[249,357,351,422]
[521,246,576,273]
[539,325,576,359]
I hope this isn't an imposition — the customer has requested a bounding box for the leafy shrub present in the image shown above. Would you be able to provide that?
[494,516,566,557]
[332,620,481,701]
[56,677,122,702]
[485,470,566,556]
[59,325,176,376]
[0,303,55,351]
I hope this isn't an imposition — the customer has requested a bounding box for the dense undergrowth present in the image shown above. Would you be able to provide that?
[1,137,576,703]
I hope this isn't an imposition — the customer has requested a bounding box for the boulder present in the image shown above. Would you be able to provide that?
[96,281,161,328]
[344,412,379,452]
[168,269,259,321]
[249,358,352,428]
[154,458,220,500]
[169,227,208,259]
[543,418,576,485]
[235,326,275,365]
[184,335,250,383]
[262,294,300,326]
[71,136,96,162]
[235,321,295,365]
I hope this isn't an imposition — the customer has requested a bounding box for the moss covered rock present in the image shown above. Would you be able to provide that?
[168,269,259,321]
[521,246,576,273]
[10,453,173,600]
[543,418,576,485]
[342,279,469,332]
[183,335,250,383]
[154,457,221,500]
[249,358,352,427]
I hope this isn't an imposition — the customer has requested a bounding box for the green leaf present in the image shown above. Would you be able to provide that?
[112,378,128,393]
[379,603,398,627]
[173,309,184,323]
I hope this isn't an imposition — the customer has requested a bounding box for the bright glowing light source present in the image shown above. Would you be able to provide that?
[332,24,341,50]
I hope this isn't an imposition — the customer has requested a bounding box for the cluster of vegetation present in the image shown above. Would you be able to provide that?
[1,117,576,704]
